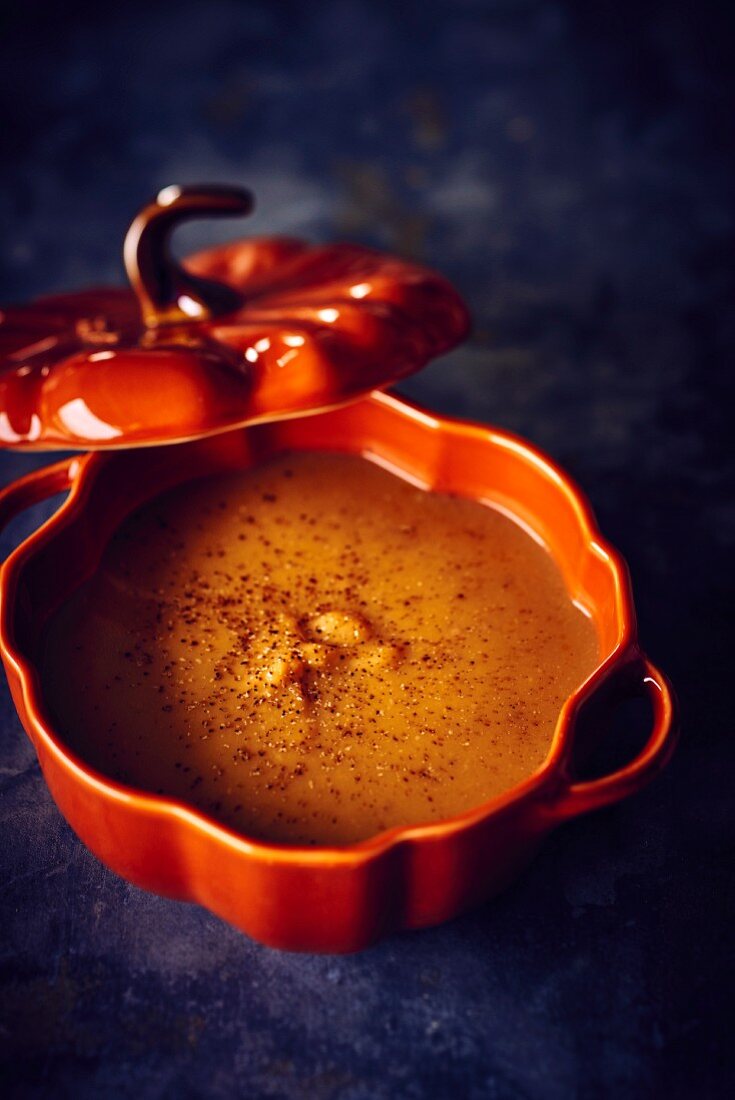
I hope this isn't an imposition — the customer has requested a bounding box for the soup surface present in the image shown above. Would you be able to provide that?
[42,452,599,845]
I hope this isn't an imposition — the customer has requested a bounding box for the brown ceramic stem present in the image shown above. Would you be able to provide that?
[124,184,254,328]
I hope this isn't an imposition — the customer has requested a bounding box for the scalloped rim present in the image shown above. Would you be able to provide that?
[0,391,637,868]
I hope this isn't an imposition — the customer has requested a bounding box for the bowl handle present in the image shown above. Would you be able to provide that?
[0,459,80,552]
[548,654,678,822]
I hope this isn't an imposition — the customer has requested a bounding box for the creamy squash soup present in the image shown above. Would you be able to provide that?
[42,453,599,845]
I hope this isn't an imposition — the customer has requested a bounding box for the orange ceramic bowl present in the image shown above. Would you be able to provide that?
[0,391,677,952]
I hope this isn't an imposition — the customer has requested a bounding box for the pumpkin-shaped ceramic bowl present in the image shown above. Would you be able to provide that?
[0,390,677,952]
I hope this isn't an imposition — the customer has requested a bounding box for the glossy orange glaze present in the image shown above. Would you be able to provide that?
[0,393,678,951]
[0,187,469,449]
[41,452,599,845]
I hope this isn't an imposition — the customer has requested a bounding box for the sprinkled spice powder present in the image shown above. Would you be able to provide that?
[41,452,599,845]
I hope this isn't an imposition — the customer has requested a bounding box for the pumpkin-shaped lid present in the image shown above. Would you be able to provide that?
[0,185,469,450]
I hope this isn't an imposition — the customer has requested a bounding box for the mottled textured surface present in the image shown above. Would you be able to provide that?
[1,1,733,1097]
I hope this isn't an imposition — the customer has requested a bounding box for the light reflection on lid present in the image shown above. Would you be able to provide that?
[57,399,123,441]
[0,411,42,443]
[276,349,299,369]
[178,295,204,318]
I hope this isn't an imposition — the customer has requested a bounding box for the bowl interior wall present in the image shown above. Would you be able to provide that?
[11,396,625,675]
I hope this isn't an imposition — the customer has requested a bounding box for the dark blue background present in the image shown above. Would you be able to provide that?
[1,1,733,1096]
